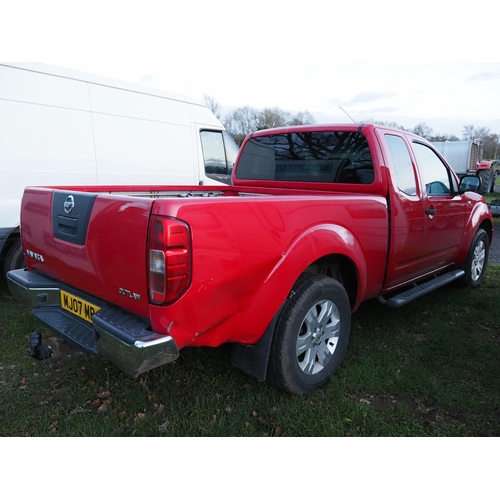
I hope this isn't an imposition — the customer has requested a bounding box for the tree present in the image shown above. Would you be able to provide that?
[223,106,260,145]
[412,122,433,140]
[224,105,316,145]
[255,107,291,130]
[203,94,221,119]
[482,133,499,160]
[462,125,491,143]
[289,110,316,126]
[462,124,476,141]
[474,127,491,144]
[461,125,499,159]
[429,133,459,142]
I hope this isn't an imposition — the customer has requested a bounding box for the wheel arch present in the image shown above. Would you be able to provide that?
[455,204,493,269]
[265,224,367,312]
[479,217,493,246]
[303,254,359,310]
[230,225,364,383]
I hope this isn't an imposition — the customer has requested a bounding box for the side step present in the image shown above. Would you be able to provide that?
[386,270,465,308]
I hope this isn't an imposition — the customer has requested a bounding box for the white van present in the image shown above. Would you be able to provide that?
[0,62,239,274]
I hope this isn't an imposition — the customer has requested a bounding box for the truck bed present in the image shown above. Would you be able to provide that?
[19,184,389,347]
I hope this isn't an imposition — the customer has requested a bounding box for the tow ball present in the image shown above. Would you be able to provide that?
[28,332,54,361]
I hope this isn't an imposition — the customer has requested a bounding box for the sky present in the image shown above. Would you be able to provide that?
[3,0,499,140]
[45,61,500,138]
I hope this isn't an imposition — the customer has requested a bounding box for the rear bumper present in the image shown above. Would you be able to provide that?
[6,269,179,377]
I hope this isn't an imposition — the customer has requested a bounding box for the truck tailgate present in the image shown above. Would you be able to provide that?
[21,187,154,318]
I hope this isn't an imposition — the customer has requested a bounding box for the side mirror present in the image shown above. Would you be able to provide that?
[459,175,481,193]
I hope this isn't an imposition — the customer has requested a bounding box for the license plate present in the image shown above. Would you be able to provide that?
[60,290,100,324]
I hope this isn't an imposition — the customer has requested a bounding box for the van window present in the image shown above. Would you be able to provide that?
[201,130,239,184]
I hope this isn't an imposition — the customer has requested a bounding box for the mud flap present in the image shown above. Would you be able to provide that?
[229,306,283,382]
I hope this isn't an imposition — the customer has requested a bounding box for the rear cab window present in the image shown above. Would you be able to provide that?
[235,131,375,185]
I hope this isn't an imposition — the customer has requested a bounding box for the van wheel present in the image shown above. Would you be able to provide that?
[4,240,25,275]
[461,229,489,287]
[267,273,351,394]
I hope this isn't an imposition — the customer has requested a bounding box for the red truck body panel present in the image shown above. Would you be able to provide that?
[148,193,389,348]
[21,186,389,349]
[10,123,493,388]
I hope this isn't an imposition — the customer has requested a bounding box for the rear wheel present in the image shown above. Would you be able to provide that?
[267,273,351,394]
[3,239,25,275]
[461,229,489,287]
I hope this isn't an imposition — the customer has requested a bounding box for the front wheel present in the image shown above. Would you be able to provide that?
[461,229,489,287]
[267,273,351,394]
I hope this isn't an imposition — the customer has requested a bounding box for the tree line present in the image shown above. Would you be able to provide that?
[368,120,499,160]
[204,94,316,146]
[203,95,499,159]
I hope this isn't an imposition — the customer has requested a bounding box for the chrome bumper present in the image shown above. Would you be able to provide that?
[6,269,179,378]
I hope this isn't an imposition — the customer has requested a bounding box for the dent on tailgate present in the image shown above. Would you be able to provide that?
[22,188,154,318]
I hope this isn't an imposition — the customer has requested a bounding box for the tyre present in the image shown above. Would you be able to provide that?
[267,273,351,394]
[490,169,497,193]
[3,240,25,275]
[460,229,489,287]
[478,168,494,195]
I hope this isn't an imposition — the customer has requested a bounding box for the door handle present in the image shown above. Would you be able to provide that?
[425,208,437,215]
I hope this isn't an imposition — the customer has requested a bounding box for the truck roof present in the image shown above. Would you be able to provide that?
[247,122,425,140]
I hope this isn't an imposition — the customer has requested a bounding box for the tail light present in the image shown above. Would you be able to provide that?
[147,216,192,305]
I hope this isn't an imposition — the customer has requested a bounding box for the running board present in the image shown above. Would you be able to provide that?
[386,270,465,308]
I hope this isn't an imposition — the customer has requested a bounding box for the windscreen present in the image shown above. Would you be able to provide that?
[235,131,374,184]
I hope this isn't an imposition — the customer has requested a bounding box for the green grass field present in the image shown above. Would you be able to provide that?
[1,265,499,437]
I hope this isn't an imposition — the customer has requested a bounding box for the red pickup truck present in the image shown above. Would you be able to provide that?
[7,124,493,394]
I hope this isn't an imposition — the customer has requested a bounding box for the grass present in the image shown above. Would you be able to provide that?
[1,265,500,437]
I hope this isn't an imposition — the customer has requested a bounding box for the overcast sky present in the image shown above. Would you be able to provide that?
[4,0,500,138]
[45,61,500,138]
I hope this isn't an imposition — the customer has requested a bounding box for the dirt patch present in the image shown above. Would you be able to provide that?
[475,323,500,344]
[44,337,83,360]
[349,393,419,412]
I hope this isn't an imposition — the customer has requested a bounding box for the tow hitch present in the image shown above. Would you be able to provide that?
[28,332,54,360]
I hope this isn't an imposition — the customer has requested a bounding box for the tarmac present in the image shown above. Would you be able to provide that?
[490,187,500,265]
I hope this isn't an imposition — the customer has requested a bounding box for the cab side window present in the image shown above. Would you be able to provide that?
[412,142,455,195]
[385,134,418,196]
